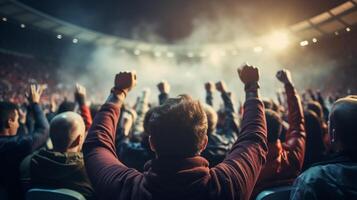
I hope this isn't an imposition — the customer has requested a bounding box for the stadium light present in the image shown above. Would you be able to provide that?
[300,40,309,46]
[253,46,263,53]
[72,38,78,43]
[312,38,318,43]
[2,17,7,22]
[20,24,26,28]
[154,51,162,57]
[346,27,351,32]
[267,30,290,50]
[134,49,141,55]
[166,52,174,58]
[57,34,62,39]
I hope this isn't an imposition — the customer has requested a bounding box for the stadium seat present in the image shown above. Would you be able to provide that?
[0,187,9,200]
[255,186,296,200]
[26,188,86,200]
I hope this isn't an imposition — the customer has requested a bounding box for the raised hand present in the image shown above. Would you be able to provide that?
[215,81,227,93]
[204,82,215,93]
[112,71,137,97]
[75,83,87,105]
[26,84,45,104]
[157,80,170,94]
[276,69,293,85]
[237,64,259,85]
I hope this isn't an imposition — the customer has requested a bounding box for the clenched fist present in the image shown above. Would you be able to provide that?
[237,64,259,84]
[204,82,215,93]
[112,71,137,96]
[276,69,293,85]
[215,81,227,93]
[157,80,170,94]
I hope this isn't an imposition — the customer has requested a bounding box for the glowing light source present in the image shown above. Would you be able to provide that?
[187,52,194,58]
[312,38,318,43]
[134,49,141,55]
[346,27,351,32]
[300,40,309,46]
[20,23,26,28]
[267,30,290,50]
[334,31,339,35]
[72,38,78,43]
[2,17,7,22]
[166,52,174,58]
[57,34,62,39]
[253,46,263,53]
[154,51,162,57]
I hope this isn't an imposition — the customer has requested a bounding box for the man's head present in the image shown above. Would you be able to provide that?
[329,96,357,152]
[0,102,19,136]
[307,101,324,120]
[203,104,218,135]
[50,111,85,152]
[265,109,282,143]
[147,95,208,157]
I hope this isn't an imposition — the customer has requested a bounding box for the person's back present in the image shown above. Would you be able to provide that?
[21,111,95,200]
[291,95,357,200]
[0,85,49,199]
[83,66,268,200]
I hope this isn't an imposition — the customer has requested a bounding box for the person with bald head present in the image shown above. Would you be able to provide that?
[21,111,94,200]
[291,95,357,200]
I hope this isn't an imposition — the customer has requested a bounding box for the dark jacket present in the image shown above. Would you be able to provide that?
[20,149,95,200]
[290,152,357,200]
[83,97,267,200]
[253,83,306,197]
[0,103,49,199]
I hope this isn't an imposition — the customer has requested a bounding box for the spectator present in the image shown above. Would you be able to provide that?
[290,95,357,200]
[0,84,49,199]
[20,111,95,200]
[252,69,306,197]
[302,110,326,170]
[83,66,268,200]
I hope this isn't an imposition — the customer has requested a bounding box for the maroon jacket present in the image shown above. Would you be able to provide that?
[83,97,267,200]
[253,84,306,196]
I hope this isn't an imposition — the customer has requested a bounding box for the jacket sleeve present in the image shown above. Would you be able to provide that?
[79,104,93,131]
[83,102,142,200]
[19,103,50,152]
[211,98,268,200]
[281,83,306,176]
[221,92,240,142]
[206,91,213,106]
[158,93,169,105]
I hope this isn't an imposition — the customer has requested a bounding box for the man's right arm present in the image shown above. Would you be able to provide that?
[211,65,268,200]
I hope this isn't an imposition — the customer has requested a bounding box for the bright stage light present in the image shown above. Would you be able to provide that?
[267,31,290,50]
[253,46,263,53]
[72,38,78,43]
[312,38,317,43]
[2,17,7,22]
[154,51,162,57]
[57,34,62,39]
[20,24,26,28]
[300,40,309,46]
[134,49,141,55]
[346,27,351,32]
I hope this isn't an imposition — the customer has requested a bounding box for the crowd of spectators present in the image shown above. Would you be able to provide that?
[0,51,357,200]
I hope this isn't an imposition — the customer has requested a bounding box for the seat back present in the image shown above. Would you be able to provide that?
[0,186,9,200]
[26,188,86,200]
[256,186,296,200]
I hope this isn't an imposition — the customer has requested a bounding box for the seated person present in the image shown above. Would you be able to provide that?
[290,95,357,200]
[252,69,306,197]
[0,85,49,199]
[83,66,268,200]
[21,111,94,200]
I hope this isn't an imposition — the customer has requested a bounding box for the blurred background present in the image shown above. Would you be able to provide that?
[1,0,356,104]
